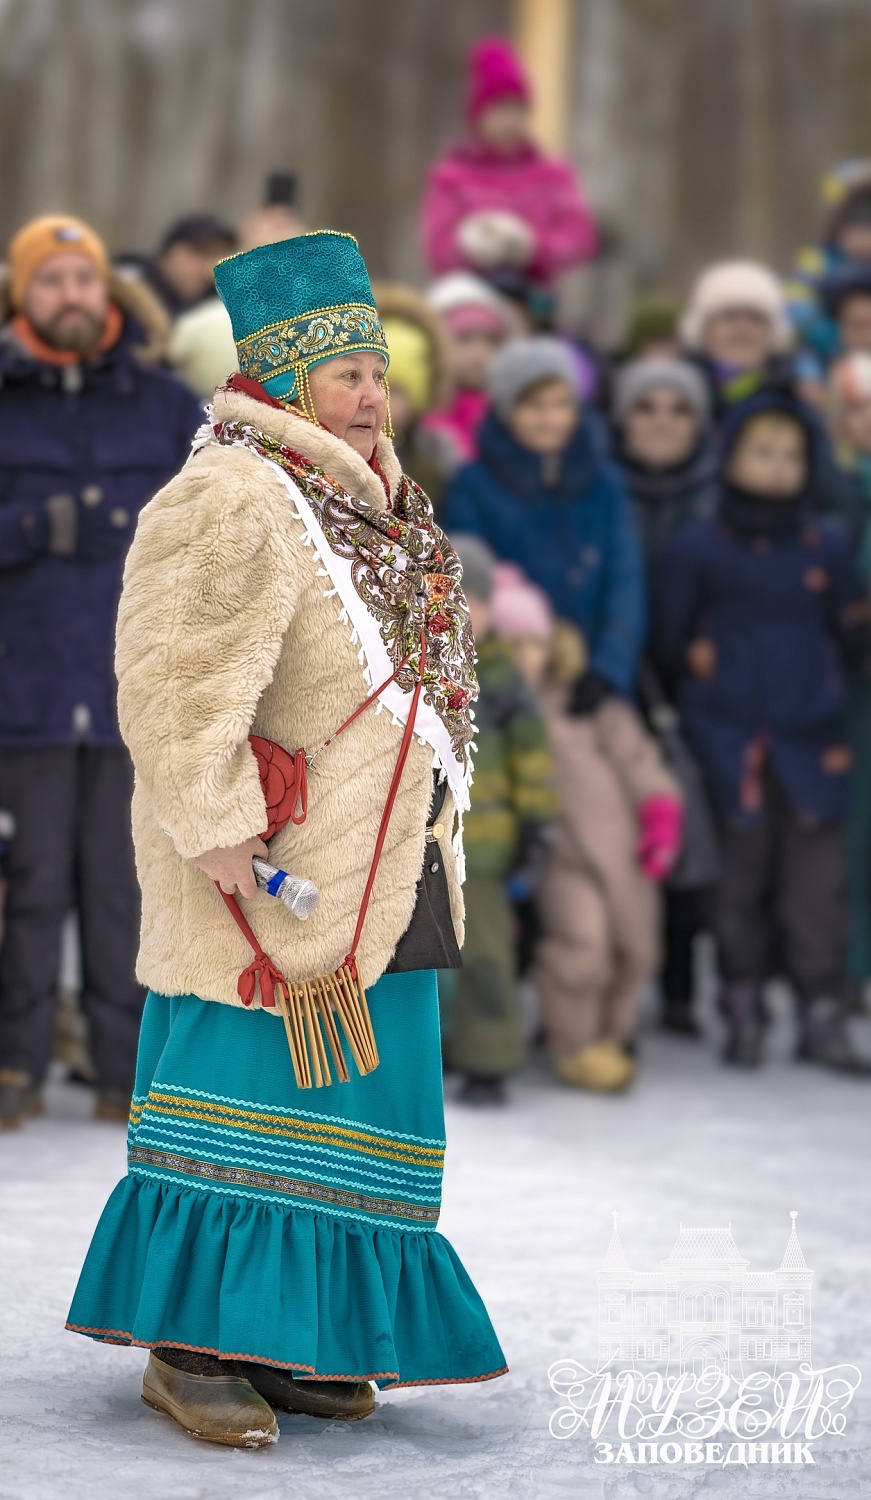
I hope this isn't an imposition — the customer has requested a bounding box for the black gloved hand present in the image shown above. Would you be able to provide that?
[569,670,613,717]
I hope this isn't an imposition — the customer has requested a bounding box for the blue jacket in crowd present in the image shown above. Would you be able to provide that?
[653,407,869,826]
[0,280,202,749]
[443,412,645,695]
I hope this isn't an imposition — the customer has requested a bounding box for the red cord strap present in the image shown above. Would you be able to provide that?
[345,630,426,971]
[217,887,287,1009]
[217,632,425,1008]
[308,648,412,761]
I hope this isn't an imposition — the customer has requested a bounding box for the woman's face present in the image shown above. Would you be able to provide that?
[305,351,388,458]
[703,308,773,371]
[624,385,700,469]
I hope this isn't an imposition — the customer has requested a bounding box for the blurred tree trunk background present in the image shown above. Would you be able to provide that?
[571,0,871,286]
[0,0,870,309]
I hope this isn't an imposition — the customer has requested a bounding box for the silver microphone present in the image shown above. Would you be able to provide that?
[252,858,320,920]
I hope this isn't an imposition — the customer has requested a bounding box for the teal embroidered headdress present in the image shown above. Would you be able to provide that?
[214,230,389,404]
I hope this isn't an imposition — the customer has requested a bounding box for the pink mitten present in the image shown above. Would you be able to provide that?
[636,796,684,882]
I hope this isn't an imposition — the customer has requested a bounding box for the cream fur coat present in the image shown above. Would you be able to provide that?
[116,387,464,1008]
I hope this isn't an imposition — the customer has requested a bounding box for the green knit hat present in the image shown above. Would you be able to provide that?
[214,230,389,401]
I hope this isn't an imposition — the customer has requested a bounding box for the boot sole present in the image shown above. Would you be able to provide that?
[141,1392,278,1447]
[268,1400,374,1421]
[244,1371,375,1421]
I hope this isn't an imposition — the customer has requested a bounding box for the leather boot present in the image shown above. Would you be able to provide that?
[555,1040,636,1092]
[720,982,765,1067]
[457,1074,507,1106]
[141,1351,278,1447]
[798,996,871,1075]
[241,1364,375,1420]
[0,1069,43,1130]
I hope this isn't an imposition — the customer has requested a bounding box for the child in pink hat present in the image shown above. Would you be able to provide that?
[422,272,516,471]
[420,35,597,291]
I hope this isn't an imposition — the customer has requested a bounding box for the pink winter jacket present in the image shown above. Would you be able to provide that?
[421,140,598,288]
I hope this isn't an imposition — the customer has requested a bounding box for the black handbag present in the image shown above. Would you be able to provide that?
[637,661,720,891]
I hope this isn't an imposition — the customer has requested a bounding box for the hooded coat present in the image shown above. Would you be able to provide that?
[653,398,869,825]
[443,412,645,694]
[684,353,862,540]
[0,269,202,748]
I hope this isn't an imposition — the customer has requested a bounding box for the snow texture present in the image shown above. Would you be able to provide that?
[2,985,871,1499]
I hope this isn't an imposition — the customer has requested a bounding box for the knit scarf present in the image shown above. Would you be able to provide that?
[206,415,478,809]
[721,482,803,540]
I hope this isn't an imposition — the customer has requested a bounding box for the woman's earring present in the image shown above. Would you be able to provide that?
[384,377,395,441]
[293,362,321,426]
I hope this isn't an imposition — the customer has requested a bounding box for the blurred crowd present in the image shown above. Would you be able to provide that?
[3,33,871,1129]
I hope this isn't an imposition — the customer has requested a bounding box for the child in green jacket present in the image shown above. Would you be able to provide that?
[442,535,556,1104]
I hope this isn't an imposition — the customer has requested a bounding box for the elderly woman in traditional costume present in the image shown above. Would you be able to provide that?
[66,231,505,1447]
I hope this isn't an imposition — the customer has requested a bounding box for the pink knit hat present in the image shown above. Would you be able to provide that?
[467,36,531,123]
[490,562,553,642]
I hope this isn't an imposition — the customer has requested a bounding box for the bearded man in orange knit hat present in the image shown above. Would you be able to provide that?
[0,214,201,1129]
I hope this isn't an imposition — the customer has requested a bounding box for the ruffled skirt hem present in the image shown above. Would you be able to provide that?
[64,1324,508,1390]
[66,1172,507,1390]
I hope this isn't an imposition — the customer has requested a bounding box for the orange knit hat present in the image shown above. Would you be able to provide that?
[7,215,109,308]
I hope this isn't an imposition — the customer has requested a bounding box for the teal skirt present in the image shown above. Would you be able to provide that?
[66,970,506,1388]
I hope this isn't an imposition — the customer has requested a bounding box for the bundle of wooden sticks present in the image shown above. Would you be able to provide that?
[274,962,379,1089]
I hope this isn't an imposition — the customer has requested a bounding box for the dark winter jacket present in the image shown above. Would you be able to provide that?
[443,413,646,695]
[653,467,869,828]
[0,271,202,749]
[615,437,719,566]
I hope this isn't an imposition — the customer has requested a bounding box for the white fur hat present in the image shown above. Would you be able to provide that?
[680,260,793,353]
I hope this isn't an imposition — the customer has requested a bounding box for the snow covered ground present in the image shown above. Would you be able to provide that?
[2,984,871,1500]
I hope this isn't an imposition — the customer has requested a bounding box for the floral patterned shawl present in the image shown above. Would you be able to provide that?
[206,417,478,809]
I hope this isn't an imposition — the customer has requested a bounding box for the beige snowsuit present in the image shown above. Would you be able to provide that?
[534,697,681,1058]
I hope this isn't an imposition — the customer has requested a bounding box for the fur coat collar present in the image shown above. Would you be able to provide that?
[210,385,402,514]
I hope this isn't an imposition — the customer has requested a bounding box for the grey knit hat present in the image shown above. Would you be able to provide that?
[487,336,579,421]
[451,532,496,602]
[612,357,710,428]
